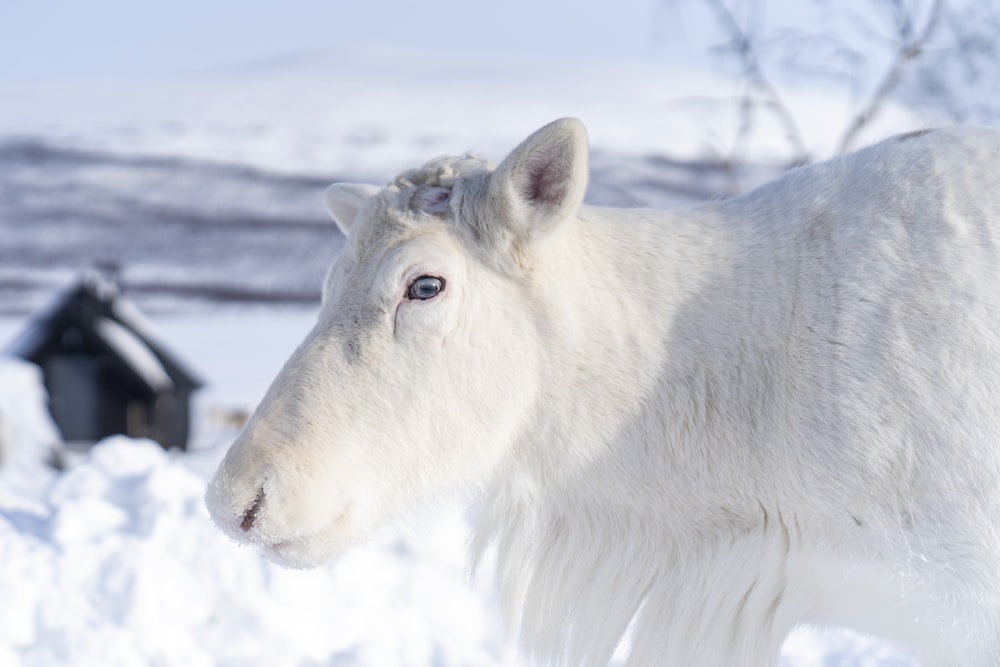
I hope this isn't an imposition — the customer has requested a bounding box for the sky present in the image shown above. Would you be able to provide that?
[0,0,708,82]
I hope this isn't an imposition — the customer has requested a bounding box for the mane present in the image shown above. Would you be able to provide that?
[471,483,787,666]
[470,493,651,666]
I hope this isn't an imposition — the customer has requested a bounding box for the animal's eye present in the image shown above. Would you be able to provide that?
[407,275,445,301]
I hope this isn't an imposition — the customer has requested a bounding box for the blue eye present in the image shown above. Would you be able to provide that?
[407,276,445,300]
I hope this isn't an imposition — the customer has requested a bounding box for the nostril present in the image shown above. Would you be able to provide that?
[241,489,266,533]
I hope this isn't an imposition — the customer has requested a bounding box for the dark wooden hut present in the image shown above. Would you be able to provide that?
[8,274,203,450]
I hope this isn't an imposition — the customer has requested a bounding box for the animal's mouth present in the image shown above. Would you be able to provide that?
[254,507,355,569]
[260,537,328,569]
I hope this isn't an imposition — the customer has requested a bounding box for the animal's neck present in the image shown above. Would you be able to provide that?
[479,199,804,570]
[472,203,796,664]
[514,204,752,500]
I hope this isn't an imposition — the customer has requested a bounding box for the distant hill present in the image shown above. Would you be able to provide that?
[0,136,772,315]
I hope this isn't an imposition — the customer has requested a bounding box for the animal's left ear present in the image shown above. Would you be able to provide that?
[323,183,381,236]
[487,117,589,241]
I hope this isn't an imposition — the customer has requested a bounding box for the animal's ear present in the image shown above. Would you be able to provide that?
[323,183,381,236]
[487,117,589,239]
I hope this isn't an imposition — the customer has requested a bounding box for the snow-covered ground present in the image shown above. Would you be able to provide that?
[0,48,932,665]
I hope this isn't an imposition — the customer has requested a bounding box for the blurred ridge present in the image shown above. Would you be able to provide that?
[0,138,347,315]
[0,137,781,316]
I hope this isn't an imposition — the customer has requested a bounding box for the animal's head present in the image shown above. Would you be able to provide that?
[206,118,589,567]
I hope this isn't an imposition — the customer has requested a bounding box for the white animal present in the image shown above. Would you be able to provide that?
[207,118,1000,666]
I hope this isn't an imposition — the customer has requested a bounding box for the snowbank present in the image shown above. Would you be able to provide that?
[0,357,60,496]
[0,437,516,667]
[0,433,922,667]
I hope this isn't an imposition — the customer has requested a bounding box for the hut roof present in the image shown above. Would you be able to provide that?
[8,274,203,394]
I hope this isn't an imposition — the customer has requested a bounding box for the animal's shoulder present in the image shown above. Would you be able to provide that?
[745,126,1000,213]
[888,124,1000,152]
[844,126,1000,218]
[852,125,1000,179]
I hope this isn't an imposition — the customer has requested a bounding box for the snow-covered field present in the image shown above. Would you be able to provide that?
[0,48,931,665]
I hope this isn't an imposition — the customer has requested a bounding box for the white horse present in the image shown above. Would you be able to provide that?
[207,118,1000,665]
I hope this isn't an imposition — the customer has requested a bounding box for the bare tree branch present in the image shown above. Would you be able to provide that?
[666,0,997,176]
[701,0,810,165]
[836,0,943,154]
[903,4,1000,125]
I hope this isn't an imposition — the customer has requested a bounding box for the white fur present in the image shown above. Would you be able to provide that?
[207,119,1000,665]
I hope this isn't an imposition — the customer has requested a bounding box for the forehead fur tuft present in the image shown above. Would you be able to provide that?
[391,153,495,216]
[393,153,494,190]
